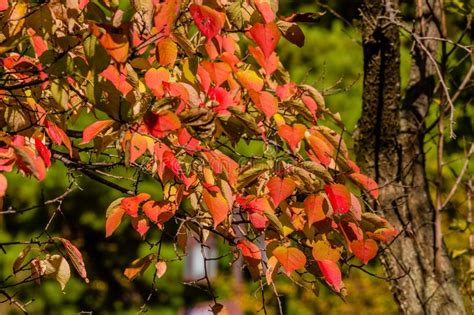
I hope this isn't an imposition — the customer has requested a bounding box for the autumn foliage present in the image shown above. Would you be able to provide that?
[0,0,397,299]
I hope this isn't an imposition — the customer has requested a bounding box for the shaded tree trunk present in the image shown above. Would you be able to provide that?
[355,0,466,313]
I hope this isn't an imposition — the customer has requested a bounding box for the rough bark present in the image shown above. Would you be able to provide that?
[355,0,466,314]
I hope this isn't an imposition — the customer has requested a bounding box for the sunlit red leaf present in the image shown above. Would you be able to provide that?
[34,137,51,168]
[249,90,278,119]
[324,184,351,215]
[277,123,306,152]
[267,176,296,207]
[247,22,280,59]
[237,239,262,266]
[202,188,230,228]
[272,246,306,275]
[351,239,378,264]
[0,0,8,11]
[81,120,114,145]
[131,217,150,237]
[248,46,279,75]
[143,200,176,229]
[255,0,276,23]
[276,83,297,101]
[13,145,46,181]
[303,194,326,225]
[189,4,225,42]
[27,28,48,57]
[317,260,341,292]
[121,193,151,217]
[306,134,332,166]
[349,173,379,199]
[144,110,181,138]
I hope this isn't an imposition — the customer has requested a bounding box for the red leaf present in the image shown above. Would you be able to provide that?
[34,137,51,168]
[324,184,351,215]
[144,110,181,138]
[92,24,129,63]
[121,193,151,217]
[154,0,181,36]
[349,173,379,199]
[248,22,281,59]
[277,123,306,152]
[255,0,276,23]
[81,120,114,145]
[266,176,296,207]
[189,4,225,42]
[202,188,230,228]
[27,28,48,57]
[303,194,326,225]
[272,246,306,275]
[276,83,297,101]
[60,238,89,283]
[143,200,176,229]
[367,228,398,244]
[0,0,8,11]
[0,173,7,198]
[131,217,149,237]
[351,239,378,264]
[317,260,342,292]
[249,90,278,119]
[248,46,279,75]
[237,239,262,266]
[12,145,46,181]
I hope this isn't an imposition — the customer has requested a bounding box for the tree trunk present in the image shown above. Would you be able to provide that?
[355,0,466,314]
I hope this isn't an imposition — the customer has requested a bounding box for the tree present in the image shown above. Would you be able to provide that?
[356,0,471,314]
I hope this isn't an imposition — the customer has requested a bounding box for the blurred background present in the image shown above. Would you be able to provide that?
[1,0,472,314]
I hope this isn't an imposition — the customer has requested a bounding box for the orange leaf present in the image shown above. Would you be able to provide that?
[124,254,155,280]
[249,90,278,119]
[303,194,326,225]
[94,24,129,63]
[312,239,341,262]
[0,173,7,197]
[277,123,306,152]
[202,188,230,228]
[154,0,181,36]
[144,110,181,138]
[131,217,150,237]
[157,37,178,67]
[81,120,114,145]
[247,22,280,59]
[201,61,232,87]
[130,133,148,163]
[100,65,133,95]
[349,173,379,199]
[189,4,225,42]
[266,176,296,207]
[351,239,378,264]
[236,70,264,91]
[144,68,170,97]
[317,260,341,292]
[105,204,125,238]
[306,134,332,166]
[367,228,398,244]
[272,246,306,275]
[324,184,351,215]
